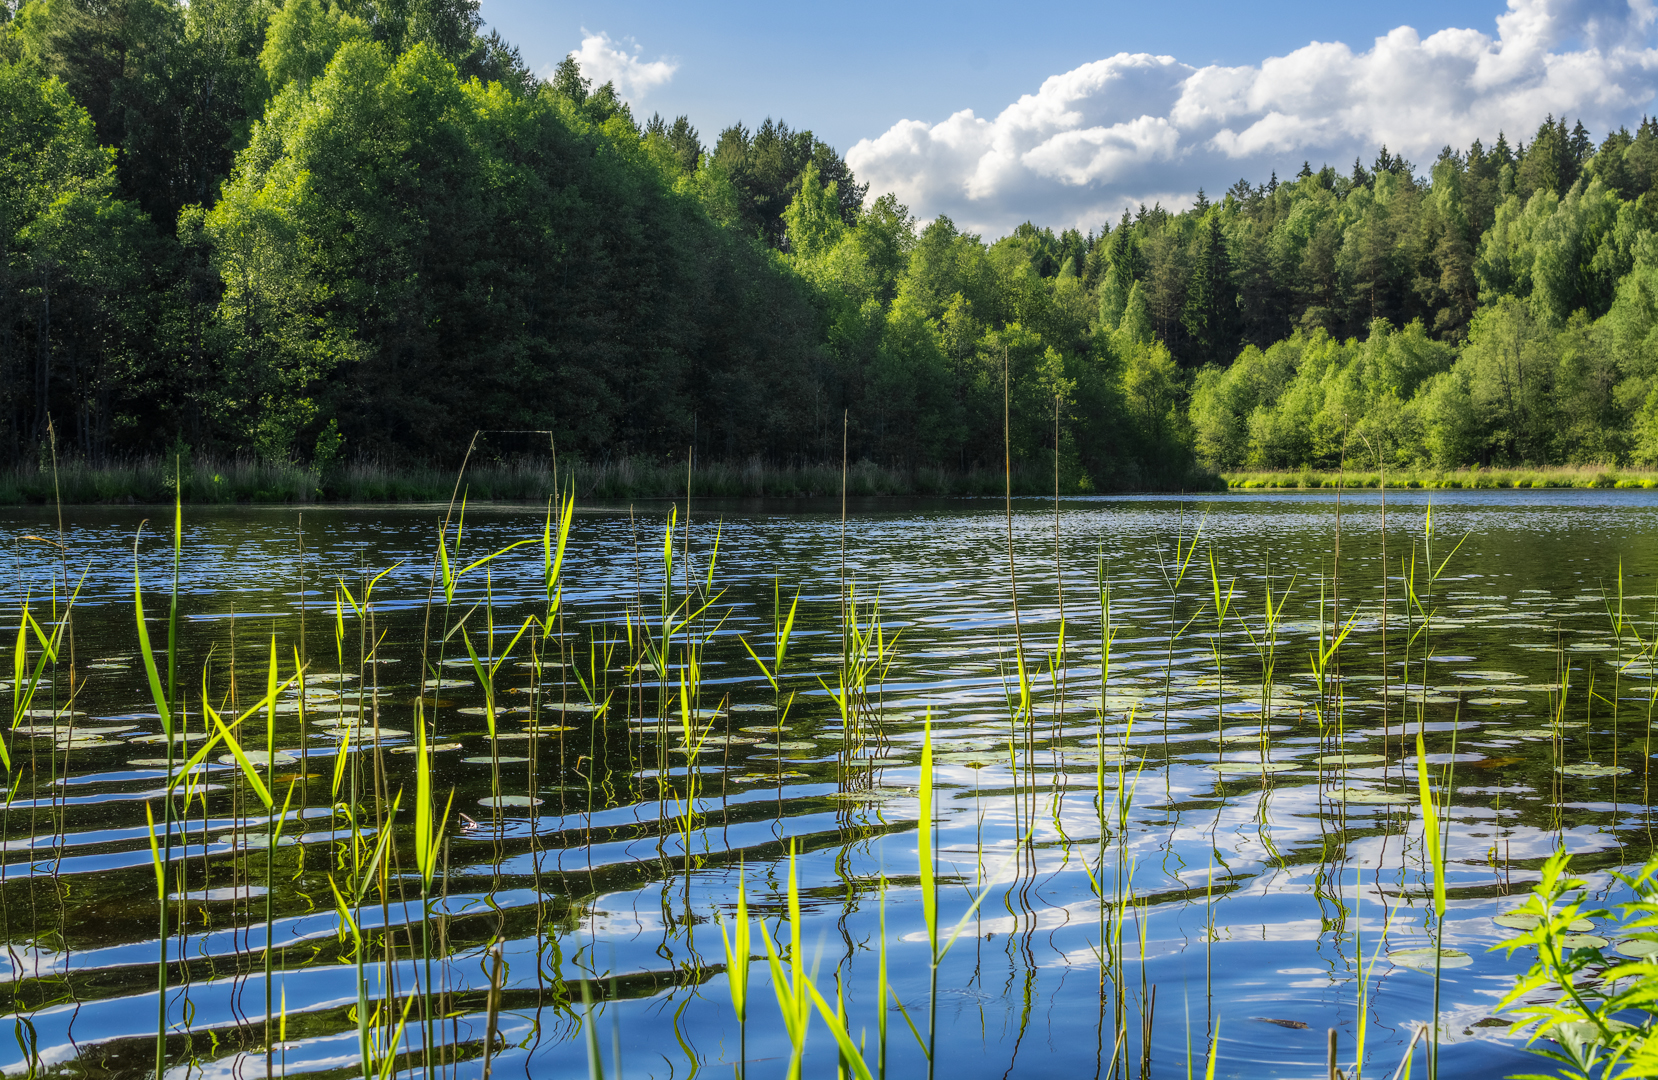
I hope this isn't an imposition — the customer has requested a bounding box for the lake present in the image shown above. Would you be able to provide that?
[0,489,1651,1079]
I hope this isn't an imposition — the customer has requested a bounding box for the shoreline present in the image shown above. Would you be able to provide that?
[0,457,1225,506]
[1222,466,1658,490]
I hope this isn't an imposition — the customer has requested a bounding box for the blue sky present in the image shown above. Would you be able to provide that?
[477,0,1658,234]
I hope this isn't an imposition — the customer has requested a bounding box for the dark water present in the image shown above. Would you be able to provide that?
[0,490,1654,1079]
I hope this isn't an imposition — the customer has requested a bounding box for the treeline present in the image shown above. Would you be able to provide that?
[0,0,1198,490]
[8,0,1658,489]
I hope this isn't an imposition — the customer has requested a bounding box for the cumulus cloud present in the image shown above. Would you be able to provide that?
[565,31,677,102]
[846,0,1658,235]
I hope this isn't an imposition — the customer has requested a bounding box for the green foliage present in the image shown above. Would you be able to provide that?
[22,0,1658,483]
[1495,850,1658,1080]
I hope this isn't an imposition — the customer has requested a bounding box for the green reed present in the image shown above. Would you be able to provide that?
[3,470,1621,1080]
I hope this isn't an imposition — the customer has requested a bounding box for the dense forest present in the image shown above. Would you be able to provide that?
[6,0,1658,488]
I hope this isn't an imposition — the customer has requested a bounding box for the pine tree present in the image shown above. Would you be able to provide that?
[1180,213,1239,365]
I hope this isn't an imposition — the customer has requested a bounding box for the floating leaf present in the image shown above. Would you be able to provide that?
[130,732,212,744]
[1557,934,1611,950]
[1388,947,1472,970]
[464,756,529,764]
[1557,763,1630,778]
[390,742,461,754]
[478,795,543,808]
[318,726,409,740]
[218,832,298,849]
[1331,787,1413,804]
[1467,698,1529,706]
[1315,754,1388,766]
[1493,914,1594,932]
[217,751,297,769]
[1616,939,1658,959]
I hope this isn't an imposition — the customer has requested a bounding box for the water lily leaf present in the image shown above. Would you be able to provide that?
[1493,914,1594,932]
[217,751,297,768]
[1388,947,1472,970]
[1331,787,1413,804]
[1210,761,1299,774]
[478,795,543,808]
[1557,764,1631,777]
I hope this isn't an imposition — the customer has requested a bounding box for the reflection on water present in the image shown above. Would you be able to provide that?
[0,489,1654,1078]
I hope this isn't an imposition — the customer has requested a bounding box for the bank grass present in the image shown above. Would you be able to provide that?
[0,454,1222,505]
[1222,465,1658,490]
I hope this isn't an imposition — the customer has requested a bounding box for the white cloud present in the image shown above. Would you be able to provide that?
[565,31,677,102]
[846,0,1658,235]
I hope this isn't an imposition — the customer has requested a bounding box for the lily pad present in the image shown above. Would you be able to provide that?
[1557,763,1631,777]
[218,832,298,849]
[1331,787,1414,804]
[753,741,818,751]
[1557,934,1611,950]
[1616,939,1658,959]
[319,726,410,740]
[1468,698,1530,706]
[463,756,529,764]
[217,751,298,768]
[423,678,472,689]
[1388,947,1472,971]
[1493,914,1594,932]
[478,795,543,808]
[1315,754,1388,766]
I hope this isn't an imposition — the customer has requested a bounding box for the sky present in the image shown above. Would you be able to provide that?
[476,0,1658,236]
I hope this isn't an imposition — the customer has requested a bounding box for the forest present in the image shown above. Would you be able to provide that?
[6,0,1658,489]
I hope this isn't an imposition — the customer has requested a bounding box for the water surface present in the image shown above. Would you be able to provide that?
[0,489,1652,1079]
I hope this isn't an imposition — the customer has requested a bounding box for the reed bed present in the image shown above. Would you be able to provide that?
[0,462,1652,1080]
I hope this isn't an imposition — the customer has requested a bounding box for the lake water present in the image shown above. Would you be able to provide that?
[0,490,1652,1079]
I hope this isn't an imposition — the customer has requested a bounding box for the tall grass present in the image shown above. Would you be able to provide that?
[1,450,1611,1080]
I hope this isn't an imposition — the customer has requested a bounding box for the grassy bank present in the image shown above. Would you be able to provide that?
[1222,465,1658,490]
[0,455,1224,505]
